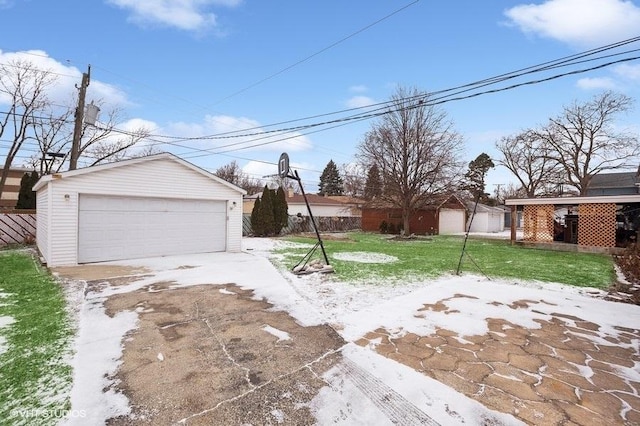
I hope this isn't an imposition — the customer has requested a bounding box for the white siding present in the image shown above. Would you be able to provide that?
[36,185,49,262]
[468,210,505,233]
[43,157,243,266]
[468,212,489,233]
[288,203,351,217]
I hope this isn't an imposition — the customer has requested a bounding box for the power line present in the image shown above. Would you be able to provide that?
[3,35,640,180]
[62,41,639,171]
[210,0,421,107]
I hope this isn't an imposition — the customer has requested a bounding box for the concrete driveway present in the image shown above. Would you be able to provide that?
[54,255,346,425]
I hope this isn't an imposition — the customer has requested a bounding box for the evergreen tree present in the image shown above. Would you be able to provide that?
[363,164,382,200]
[250,197,264,236]
[259,185,276,236]
[16,171,39,209]
[318,160,344,196]
[273,186,289,235]
[463,153,495,202]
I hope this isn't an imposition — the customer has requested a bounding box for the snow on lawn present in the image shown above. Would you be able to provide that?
[331,251,398,263]
[0,315,14,356]
[0,291,13,356]
[62,236,639,425]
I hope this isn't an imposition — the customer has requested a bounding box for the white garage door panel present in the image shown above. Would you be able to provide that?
[439,209,465,234]
[78,195,226,263]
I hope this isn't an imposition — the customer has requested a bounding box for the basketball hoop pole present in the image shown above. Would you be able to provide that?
[289,170,330,266]
[278,152,331,271]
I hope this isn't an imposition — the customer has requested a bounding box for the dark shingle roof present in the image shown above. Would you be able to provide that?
[589,172,638,189]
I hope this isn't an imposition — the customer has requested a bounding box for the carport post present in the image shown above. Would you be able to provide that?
[510,205,517,245]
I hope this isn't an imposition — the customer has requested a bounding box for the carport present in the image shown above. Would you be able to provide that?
[34,153,245,266]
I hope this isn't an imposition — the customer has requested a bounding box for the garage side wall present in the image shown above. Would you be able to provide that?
[36,185,49,261]
[46,158,243,266]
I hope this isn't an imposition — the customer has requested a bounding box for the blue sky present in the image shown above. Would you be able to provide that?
[1,0,640,194]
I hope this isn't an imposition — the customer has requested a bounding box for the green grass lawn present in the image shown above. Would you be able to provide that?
[274,232,615,288]
[0,250,74,425]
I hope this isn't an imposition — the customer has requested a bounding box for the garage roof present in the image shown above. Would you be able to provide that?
[33,152,246,194]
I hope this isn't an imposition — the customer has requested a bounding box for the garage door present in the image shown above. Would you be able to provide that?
[439,208,466,234]
[78,195,226,263]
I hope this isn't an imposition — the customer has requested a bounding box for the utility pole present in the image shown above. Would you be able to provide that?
[69,65,90,171]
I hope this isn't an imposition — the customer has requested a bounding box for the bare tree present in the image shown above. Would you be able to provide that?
[215,160,243,184]
[495,130,563,197]
[0,59,57,201]
[357,87,465,233]
[214,160,264,193]
[28,107,74,174]
[340,163,366,198]
[497,182,527,201]
[538,91,639,195]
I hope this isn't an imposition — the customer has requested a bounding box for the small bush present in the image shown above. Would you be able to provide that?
[379,221,389,234]
[615,243,640,284]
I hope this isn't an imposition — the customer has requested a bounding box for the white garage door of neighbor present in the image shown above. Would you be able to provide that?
[439,209,465,234]
[78,195,227,263]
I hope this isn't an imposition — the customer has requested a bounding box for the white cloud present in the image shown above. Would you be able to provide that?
[242,160,277,181]
[119,117,158,132]
[346,96,376,108]
[349,85,368,93]
[165,114,313,153]
[107,0,241,32]
[0,50,129,111]
[504,0,640,48]
[576,76,618,90]
[614,63,640,80]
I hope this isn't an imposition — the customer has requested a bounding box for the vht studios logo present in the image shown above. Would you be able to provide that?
[13,409,87,419]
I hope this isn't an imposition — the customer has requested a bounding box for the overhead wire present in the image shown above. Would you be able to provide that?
[209,0,421,107]
[2,35,640,181]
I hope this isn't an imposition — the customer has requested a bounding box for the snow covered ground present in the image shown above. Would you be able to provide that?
[59,236,639,425]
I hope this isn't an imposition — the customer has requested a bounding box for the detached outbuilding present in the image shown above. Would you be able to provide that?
[466,202,505,233]
[34,153,246,267]
[361,194,466,235]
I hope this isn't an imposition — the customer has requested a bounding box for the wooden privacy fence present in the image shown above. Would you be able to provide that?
[243,215,361,236]
[0,211,36,246]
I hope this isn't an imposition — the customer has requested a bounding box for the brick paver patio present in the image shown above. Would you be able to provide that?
[356,294,640,425]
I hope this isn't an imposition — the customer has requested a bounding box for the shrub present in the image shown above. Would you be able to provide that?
[388,223,396,234]
[379,220,388,234]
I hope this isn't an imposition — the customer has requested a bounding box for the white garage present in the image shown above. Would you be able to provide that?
[34,153,246,267]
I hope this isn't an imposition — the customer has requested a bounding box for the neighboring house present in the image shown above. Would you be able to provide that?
[0,167,33,210]
[362,194,467,235]
[466,202,505,233]
[504,194,640,249]
[586,171,640,196]
[326,195,365,217]
[287,192,354,217]
[34,153,246,267]
[243,191,362,217]
[242,192,261,214]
